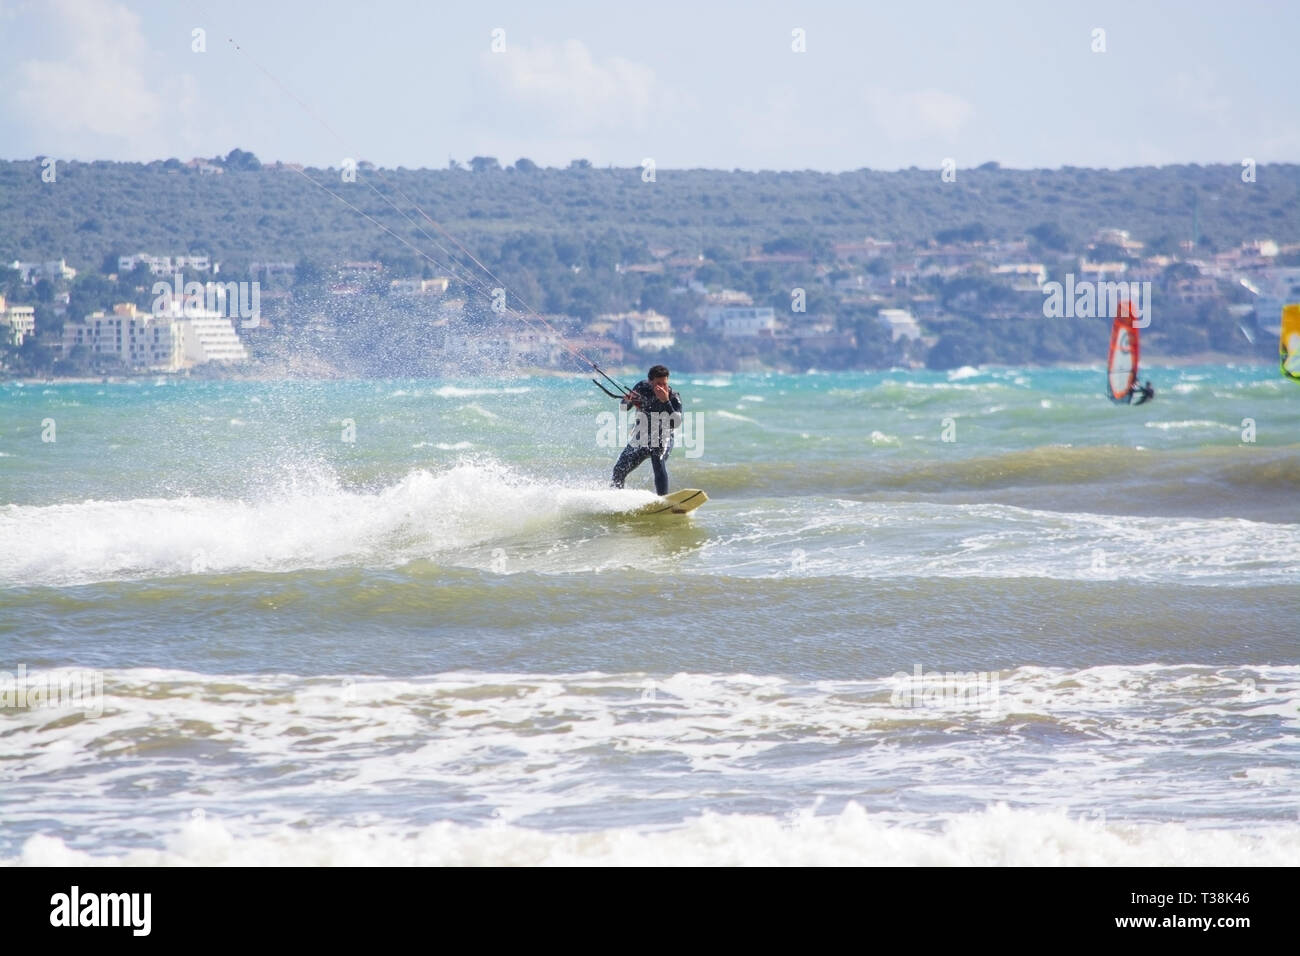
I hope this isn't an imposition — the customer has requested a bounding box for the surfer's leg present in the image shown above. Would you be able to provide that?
[650,452,669,495]
[611,444,649,488]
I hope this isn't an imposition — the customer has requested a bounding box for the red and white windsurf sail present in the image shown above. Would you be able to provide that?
[1106,301,1140,402]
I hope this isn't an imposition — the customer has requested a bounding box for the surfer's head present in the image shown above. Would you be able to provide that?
[648,364,669,383]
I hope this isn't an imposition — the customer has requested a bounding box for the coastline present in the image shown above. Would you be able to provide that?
[2,351,1272,385]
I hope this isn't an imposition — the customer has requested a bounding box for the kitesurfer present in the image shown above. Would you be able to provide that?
[611,365,682,495]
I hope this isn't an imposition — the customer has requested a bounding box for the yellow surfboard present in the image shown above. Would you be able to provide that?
[628,488,708,516]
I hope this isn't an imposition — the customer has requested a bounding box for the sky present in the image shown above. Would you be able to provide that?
[0,0,1297,171]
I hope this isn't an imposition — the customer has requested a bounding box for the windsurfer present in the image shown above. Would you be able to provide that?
[1131,379,1154,405]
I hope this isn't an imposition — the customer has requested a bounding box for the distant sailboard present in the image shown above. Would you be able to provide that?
[1106,301,1140,402]
[628,489,708,516]
[1281,304,1300,382]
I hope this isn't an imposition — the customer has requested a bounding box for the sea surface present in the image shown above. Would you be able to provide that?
[1,365,1297,865]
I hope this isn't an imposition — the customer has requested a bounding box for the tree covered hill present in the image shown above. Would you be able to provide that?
[2,157,1297,273]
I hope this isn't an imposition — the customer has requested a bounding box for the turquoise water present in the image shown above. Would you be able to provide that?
[1,365,1298,864]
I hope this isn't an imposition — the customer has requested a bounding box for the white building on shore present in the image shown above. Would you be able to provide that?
[698,304,777,338]
[389,277,451,296]
[877,308,923,342]
[992,262,1048,290]
[62,304,184,370]
[0,296,37,345]
[179,312,250,364]
[61,303,247,371]
[10,259,76,283]
[1248,267,1300,333]
[250,261,297,281]
[118,253,216,276]
[605,310,676,351]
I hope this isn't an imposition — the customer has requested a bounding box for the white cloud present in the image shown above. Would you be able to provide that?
[484,38,676,135]
[9,0,220,159]
[15,0,160,137]
[864,87,975,143]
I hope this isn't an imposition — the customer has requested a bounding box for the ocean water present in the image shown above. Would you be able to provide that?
[1,365,1298,865]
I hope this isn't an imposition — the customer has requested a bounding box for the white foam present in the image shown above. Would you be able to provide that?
[714,410,758,424]
[0,463,649,587]
[710,499,1300,585]
[434,386,531,398]
[6,665,1294,839]
[0,663,1296,866]
[11,803,1298,866]
[1144,420,1234,431]
[893,380,997,392]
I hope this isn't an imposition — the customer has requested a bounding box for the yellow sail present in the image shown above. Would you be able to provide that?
[1282,304,1300,382]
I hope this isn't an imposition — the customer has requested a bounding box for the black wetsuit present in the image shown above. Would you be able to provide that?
[610,380,683,495]
[1131,383,1154,405]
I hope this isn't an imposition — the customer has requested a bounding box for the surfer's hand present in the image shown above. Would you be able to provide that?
[652,383,669,402]
[623,391,642,407]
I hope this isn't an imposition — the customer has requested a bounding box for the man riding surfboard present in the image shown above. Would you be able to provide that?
[610,364,682,496]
